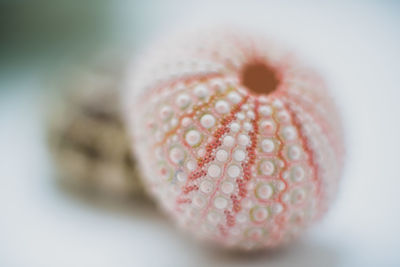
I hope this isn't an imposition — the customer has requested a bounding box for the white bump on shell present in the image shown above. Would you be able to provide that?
[227,164,240,178]
[238,134,250,146]
[243,122,253,131]
[216,149,228,162]
[200,180,214,194]
[200,114,216,129]
[194,84,209,98]
[260,160,275,176]
[221,181,234,194]
[186,160,197,171]
[282,126,297,141]
[160,106,173,120]
[169,147,185,163]
[288,145,302,160]
[228,92,242,104]
[176,93,191,108]
[223,135,235,147]
[182,117,192,127]
[214,196,228,209]
[291,165,305,182]
[251,207,269,222]
[208,164,221,178]
[176,171,187,182]
[261,138,275,153]
[256,183,273,200]
[185,130,201,146]
[215,100,230,114]
[259,105,272,116]
[230,122,240,132]
[233,149,246,162]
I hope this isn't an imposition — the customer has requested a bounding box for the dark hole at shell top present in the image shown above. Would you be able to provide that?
[240,62,280,96]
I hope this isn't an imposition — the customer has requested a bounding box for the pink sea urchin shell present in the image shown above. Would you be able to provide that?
[124,29,344,250]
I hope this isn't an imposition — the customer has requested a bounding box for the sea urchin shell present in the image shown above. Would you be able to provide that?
[124,29,344,250]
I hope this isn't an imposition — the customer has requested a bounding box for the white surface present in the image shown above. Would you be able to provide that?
[1,1,400,266]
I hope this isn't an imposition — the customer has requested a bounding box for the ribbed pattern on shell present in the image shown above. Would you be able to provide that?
[125,30,344,249]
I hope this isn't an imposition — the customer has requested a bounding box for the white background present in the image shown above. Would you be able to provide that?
[0,1,399,266]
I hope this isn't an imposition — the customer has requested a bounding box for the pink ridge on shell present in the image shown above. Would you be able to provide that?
[124,29,344,250]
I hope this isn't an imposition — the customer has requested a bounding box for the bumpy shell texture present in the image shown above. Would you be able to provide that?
[124,30,344,250]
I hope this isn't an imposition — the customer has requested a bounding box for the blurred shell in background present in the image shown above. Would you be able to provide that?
[47,53,145,198]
